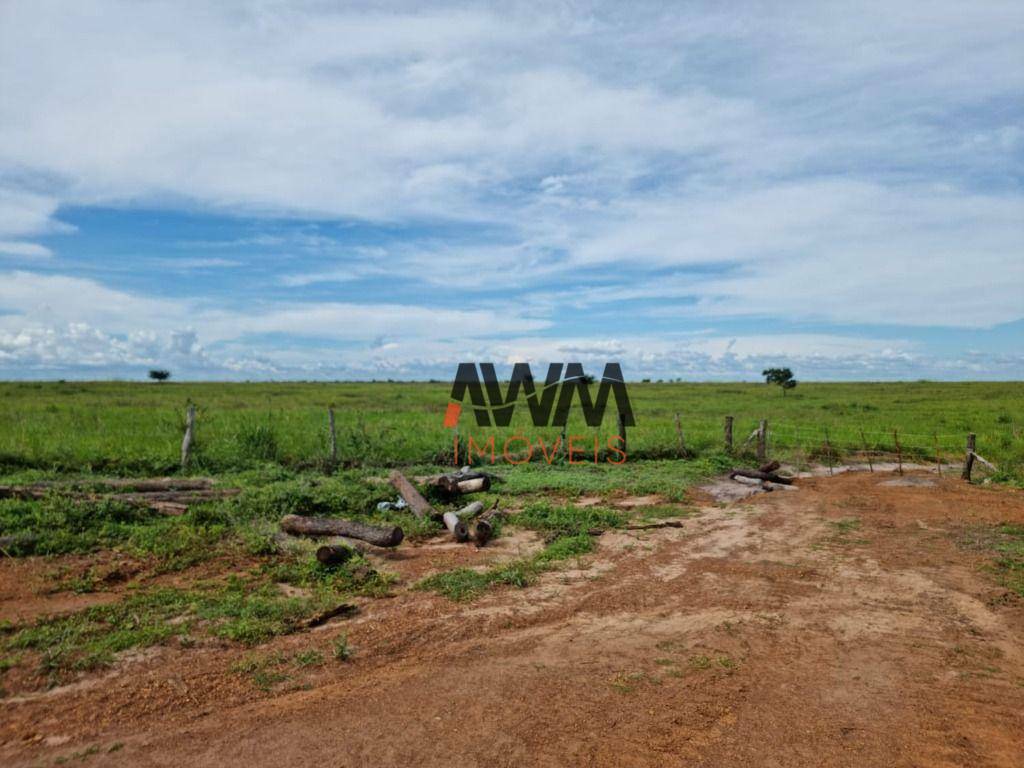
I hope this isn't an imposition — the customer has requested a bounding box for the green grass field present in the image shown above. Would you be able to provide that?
[0,380,1020,477]
[1,379,1021,686]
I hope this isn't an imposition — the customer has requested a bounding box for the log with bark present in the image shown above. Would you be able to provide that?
[729,468,794,485]
[388,470,435,519]
[425,470,492,495]
[280,514,404,547]
[472,505,503,546]
[454,501,484,519]
[0,484,238,515]
[442,511,470,542]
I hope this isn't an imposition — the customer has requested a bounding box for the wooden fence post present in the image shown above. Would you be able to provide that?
[824,427,834,476]
[617,412,628,457]
[962,433,976,481]
[893,429,903,475]
[756,419,767,463]
[327,407,337,465]
[181,404,195,470]
[674,413,685,457]
[933,433,941,476]
[724,415,734,453]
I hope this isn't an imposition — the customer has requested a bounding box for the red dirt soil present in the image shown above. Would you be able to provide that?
[2,471,1024,767]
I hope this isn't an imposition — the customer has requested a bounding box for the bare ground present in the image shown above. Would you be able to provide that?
[2,470,1024,767]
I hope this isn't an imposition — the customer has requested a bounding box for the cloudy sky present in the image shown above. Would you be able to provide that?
[0,1,1021,381]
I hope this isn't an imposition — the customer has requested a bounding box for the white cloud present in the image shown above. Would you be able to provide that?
[0,1,1021,374]
[0,241,52,258]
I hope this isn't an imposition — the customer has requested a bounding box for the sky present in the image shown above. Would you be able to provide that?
[0,1,1022,381]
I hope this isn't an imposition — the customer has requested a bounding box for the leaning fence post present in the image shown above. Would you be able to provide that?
[674,412,685,457]
[327,407,337,465]
[181,403,196,470]
[756,419,767,463]
[724,415,734,453]
[617,412,628,457]
[962,433,976,481]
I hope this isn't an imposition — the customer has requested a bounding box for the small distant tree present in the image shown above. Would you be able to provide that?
[148,369,171,382]
[762,367,797,395]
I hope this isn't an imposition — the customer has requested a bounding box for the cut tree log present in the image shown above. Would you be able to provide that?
[316,544,357,565]
[729,468,794,485]
[280,514,404,547]
[442,511,470,542]
[455,501,485,519]
[455,477,489,494]
[473,506,503,547]
[388,470,435,519]
[0,485,237,515]
[18,477,217,492]
[425,471,492,495]
[759,460,781,474]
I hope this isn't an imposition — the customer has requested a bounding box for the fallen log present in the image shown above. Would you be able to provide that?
[149,501,190,516]
[316,544,357,565]
[280,515,404,548]
[759,460,781,474]
[729,469,793,485]
[455,501,485,520]
[456,477,489,494]
[425,471,492,495]
[388,470,435,519]
[473,505,503,547]
[0,485,238,515]
[8,477,216,492]
[442,511,470,542]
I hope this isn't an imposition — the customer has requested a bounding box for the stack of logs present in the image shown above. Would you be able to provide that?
[728,460,794,492]
[0,478,241,554]
[277,467,503,563]
[0,477,239,516]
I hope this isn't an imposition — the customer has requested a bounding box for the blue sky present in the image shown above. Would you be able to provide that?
[0,1,1021,381]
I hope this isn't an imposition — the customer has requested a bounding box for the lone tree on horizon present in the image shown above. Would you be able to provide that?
[762,367,797,395]
[148,369,171,382]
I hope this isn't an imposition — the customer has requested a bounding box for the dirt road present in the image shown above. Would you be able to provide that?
[3,471,1023,767]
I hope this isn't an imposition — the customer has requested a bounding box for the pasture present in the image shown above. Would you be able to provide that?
[1,380,1023,766]
[0,380,1020,476]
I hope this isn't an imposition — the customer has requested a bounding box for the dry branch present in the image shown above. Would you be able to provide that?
[970,451,998,473]
[305,603,357,628]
